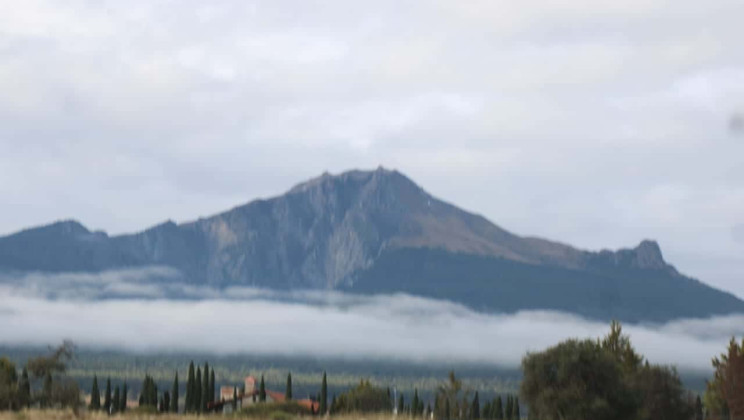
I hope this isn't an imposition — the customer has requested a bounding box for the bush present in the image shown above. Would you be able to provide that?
[332,380,390,413]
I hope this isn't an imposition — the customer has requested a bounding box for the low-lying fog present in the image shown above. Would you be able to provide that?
[0,267,740,373]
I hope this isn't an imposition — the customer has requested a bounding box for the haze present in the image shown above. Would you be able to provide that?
[0,268,737,372]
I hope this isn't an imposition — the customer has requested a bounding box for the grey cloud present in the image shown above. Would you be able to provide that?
[733,224,744,245]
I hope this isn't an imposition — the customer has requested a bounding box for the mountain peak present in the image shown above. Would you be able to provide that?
[287,167,409,195]
[634,239,665,266]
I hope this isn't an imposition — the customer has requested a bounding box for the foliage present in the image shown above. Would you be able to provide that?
[285,373,292,401]
[521,322,694,420]
[0,357,18,410]
[521,339,636,420]
[630,364,693,420]
[707,338,744,420]
[89,375,100,410]
[332,380,391,413]
[185,361,195,413]
[201,362,209,412]
[321,372,328,414]
[194,368,201,413]
[25,342,74,379]
[171,372,179,413]
[139,375,158,408]
[435,371,471,420]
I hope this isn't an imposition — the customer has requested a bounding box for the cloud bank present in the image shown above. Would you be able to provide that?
[0,269,740,372]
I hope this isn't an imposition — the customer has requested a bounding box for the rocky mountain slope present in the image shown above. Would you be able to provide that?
[1,167,741,322]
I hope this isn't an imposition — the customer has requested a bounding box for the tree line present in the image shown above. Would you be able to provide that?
[4,327,744,419]
[0,341,79,411]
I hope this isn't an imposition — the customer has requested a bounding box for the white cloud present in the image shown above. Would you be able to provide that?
[0,276,738,372]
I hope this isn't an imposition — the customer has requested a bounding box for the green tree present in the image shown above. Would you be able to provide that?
[202,363,210,412]
[259,375,266,402]
[471,392,480,419]
[521,339,636,420]
[209,368,215,406]
[171,372,179,413]
[89,375,101,410]
[121,382,127,413]
[320,372,328,414]
[18,368,30,409]
[413,389,421,417]
[104,377,112,413]
[164,391,171,413]
[512,397,519,420]
[195,367,202,413]
[694,395,703,420]
[42,372,52,408]
[232,387,238,411]
[286,373,293,400]
[332,380,390,413]
[505,396,512,420]
[494,396,503,420]
[600,320,643,373]
[398,394,404,414]
[0,357,18,410]
[26,341,73,379]
[186,361,195,412]
[709,338,744,420]
[436,371,471,420]
[631,365,693,420]
[112,386,120,414]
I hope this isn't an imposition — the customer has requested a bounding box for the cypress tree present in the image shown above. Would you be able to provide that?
[90,375,101,410]
[195,368,202,413]
[472,392,480,419]
[104,377,112,413]
[121,382,128,413]
[171,372,179,413]
[202,363,210,412]
[286,373,292,400]
[232,387,238,411]
[320,372,328,414]
[164,391,171,413]
[209,368,215,406]
[444,399,450,420]
[505,396,512,420]
[398,395,404,414]
[186,361,195,412]
[18,368,31,408]
[259,375,266,402]
[494,397,503,420]
[112,386,120,414]
[513,397,519,420]
[695,396,703,420]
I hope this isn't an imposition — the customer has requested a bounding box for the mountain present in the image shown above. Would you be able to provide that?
[1,167,742,322]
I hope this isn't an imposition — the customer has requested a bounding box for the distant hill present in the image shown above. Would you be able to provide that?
[1,167,742,322]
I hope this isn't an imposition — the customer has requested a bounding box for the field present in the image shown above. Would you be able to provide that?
[0,411,395,420]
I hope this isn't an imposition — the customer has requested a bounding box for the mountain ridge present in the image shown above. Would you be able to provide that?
[0,167,740,322]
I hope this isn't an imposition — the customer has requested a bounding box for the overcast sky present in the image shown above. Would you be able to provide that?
[1,1,743,296]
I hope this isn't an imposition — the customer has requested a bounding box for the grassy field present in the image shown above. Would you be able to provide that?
[0,411,397,420]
